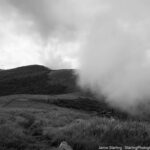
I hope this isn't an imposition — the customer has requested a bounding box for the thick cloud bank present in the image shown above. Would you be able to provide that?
[78,0,150,114]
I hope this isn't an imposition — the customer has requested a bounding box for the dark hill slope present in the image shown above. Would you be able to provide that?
[48,69,77,93]
[0,65,50,81]
[0,65,78,96]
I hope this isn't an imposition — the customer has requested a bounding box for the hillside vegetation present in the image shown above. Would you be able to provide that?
[0,65,78,96]
[0,65,149,150]
[0,105,150,150]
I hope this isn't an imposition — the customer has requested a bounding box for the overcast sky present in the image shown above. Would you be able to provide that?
[0,0,82,69]
[0,0,150,69]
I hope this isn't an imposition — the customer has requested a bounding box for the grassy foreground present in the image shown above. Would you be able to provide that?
[0,101,150,150]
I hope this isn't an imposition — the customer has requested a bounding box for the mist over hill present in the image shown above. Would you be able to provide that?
[0,65,78,96]
[0,65,149,150]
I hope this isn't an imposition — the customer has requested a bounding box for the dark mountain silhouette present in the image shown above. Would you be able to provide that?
[0,65,78,96]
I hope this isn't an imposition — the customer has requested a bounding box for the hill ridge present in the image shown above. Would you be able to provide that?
[0,64,78,96]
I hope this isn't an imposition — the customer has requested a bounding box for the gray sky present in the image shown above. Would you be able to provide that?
[0,0,150,69]
[0,0,82,69]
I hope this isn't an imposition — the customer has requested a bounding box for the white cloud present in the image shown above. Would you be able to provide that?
[0,0,80,69]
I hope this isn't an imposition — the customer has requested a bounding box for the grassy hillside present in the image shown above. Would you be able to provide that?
[0,100,150,150]
[0,65,78,96]
[0,65,149,149]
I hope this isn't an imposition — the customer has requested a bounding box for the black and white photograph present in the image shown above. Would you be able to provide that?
[0,0,150,150]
